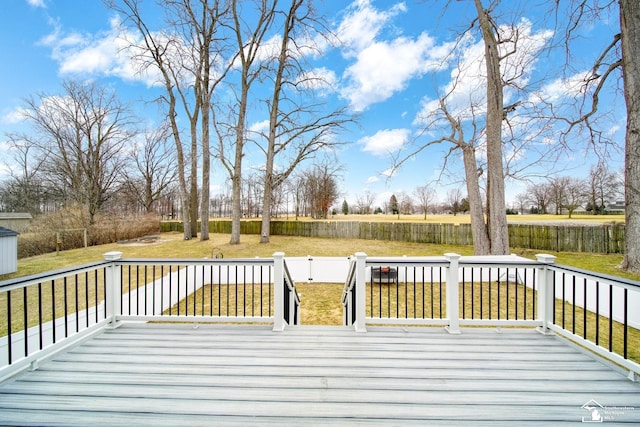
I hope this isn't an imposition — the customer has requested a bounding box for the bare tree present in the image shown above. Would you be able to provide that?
[513,192,528,215]
[563,177,587,218]
[110,0,230,240]
[621,0,640,270]
[211,0,277,244]
[121,123,177,213]
[404,95,490,254]
[256,0,351,243]
[552,1,640,270]
[414,184,437,219]
[19,81,133,224]
[446,188,464,216]
[398,192,414,215]
[302,160,341,219]
[549,177,569,215]
[0,135,49,214]
[356,191,376,215]
[586,163,622,214]
[526,182,552,214]
[397,4,554,254]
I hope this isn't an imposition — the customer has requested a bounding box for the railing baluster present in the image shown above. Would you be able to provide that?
[561,273,566,330]
[63,277,68,338]
[506,268,510,320]
[514,268,518,321]
[7,289,12,365]
[572,275,576,335]
[479,268,483,320]
[38,283,43,350]
[595,281,600,346]
[583,278,588,340]
[85,272,89,328]
[497,269,501,321]
[168,265,173,316]
[51,280,56,344]
[209,265,214,317]
[462,268,467,319]
[74,274,79,333]
[608,284,613,352]
[471,268,475,320]
[487,267,500,319]
[439,267,443,318]
[23,287,28,358]
[624,288,628,360]
[94,269,99,324]
[527,269,532,320]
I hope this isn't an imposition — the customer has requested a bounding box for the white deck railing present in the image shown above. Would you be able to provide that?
[0,252,300,381]
[1,251,638,382]
[342,252,640,380]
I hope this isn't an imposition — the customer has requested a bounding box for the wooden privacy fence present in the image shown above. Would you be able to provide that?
[161,220,625,254]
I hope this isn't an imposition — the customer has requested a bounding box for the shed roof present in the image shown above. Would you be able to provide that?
[0,213,32,220]
[0,227,19,237]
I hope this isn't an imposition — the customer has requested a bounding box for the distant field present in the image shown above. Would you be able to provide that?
[285,213,625,225]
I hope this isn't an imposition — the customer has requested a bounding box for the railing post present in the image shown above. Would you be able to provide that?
[355,252,367,333]
[536,254,556,335]
[103,251,122,328]
[445,253,461,334]
[273,252,285,332]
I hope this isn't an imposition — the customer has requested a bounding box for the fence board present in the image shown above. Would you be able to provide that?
[160,220,625,254]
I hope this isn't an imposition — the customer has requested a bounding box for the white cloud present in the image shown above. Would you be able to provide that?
[336,0,407,57]
[359,128,410,157]
[336,1,451,112]
[27,0,46,8]
[249,119,270,135]
[366,175,379,184]
[414,18,553,126]
[530,71,593,104]
[381,168,396,178]
[296,67,338,94]
[1,107,29,124]
[343,33,443,111]
[40,16,162,86]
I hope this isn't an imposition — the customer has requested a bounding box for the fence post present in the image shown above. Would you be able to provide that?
[445,253,461,334]
[103,251,122,328]
[273,252,285,332]
[536,254,556,334]
[355,252,367,333]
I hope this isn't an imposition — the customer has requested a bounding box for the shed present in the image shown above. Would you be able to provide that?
[0,227,19,275]
[0,213,32,232]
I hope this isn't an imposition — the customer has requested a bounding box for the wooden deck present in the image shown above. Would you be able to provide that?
[0,324,639,425]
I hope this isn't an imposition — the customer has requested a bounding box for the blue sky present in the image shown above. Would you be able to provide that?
[0,0,625,210]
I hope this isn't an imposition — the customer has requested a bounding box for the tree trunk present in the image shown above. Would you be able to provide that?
[475,0,510,255]
[462,144,491,255]
[621,0,640,271]
[201,111,211,241]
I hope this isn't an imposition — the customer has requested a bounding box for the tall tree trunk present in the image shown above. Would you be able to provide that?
[462,144,491,254]
[621,0,640,271]
[189,114,199,238]
[475,0,510,255]
[201,114,210,241]
[230,86,247,245]
[261,1,296,244]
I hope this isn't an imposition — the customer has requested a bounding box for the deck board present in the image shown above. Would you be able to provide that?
[0,324,639,425]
